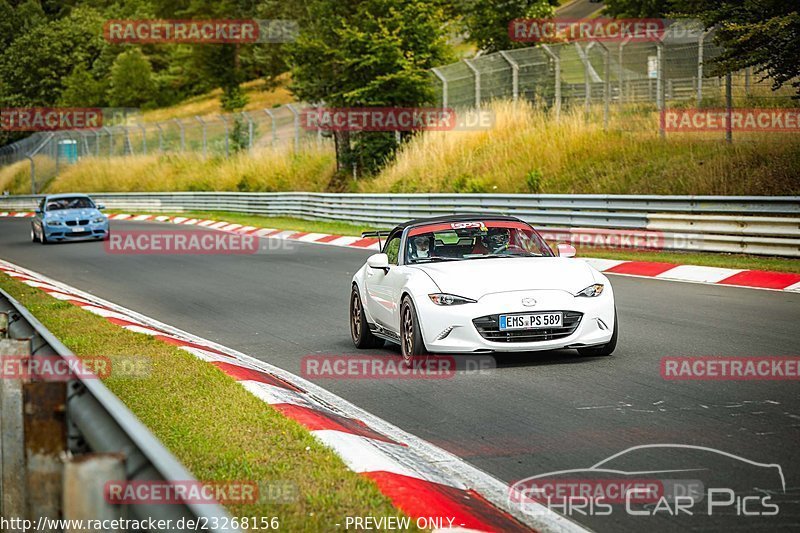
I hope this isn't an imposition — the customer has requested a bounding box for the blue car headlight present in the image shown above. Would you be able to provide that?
[47,220,63,226]
[92,217,106,224]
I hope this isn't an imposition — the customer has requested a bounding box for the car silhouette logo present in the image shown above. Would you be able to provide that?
[521,298,536,307]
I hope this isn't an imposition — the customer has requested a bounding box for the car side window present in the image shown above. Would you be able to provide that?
[384,236,401,265]
[39,199,45,212]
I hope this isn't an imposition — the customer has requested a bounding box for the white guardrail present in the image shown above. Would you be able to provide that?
[1,193,798,256]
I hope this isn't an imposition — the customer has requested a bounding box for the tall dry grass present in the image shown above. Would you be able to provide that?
[362,100,800,195]
[49,142,336,193]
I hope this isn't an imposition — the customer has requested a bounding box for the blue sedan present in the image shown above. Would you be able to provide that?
[31,194,109,244]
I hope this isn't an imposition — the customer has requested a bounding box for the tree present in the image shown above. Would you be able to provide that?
[456,0,558,53]
[672,0,800,96]
[0,6,106,107]
[60,63,107,107]
[288,0,452,177]
[602,0,670,18]
[107,48,158,108]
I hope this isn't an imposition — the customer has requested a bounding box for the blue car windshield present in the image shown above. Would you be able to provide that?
[46,197,95,211]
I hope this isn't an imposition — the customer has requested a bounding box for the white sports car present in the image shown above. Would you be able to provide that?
[350,215,617,362]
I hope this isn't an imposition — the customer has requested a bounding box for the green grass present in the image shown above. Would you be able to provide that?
[0,273,417,532]
[112,210,800,274]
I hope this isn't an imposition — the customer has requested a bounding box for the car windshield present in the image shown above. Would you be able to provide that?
[405,220,553,263]
[46,197,95,211]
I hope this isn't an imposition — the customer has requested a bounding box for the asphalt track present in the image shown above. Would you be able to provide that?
[1,217,799,532]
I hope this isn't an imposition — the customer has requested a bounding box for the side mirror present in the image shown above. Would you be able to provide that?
[557,243,576,258]
[34,208,42,214]
[96,204,105,210]
[367,253,390,273]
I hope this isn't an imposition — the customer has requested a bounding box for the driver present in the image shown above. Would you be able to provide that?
[484,228,510,253]
[410,235,431,259]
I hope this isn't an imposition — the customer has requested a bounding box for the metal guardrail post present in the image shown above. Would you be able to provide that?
[431,68,448,108]
[498,51,519,102]
[463,59,481,110]
[0,288,241,532]
[63,454,125,530]
[195,116,207,158]
[0,339,29,521]
[541,45,560,121]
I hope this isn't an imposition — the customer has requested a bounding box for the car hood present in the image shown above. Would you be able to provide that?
[410,257,597,300]
[46,208,102,220]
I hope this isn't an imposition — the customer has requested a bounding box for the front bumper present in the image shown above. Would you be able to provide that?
[44,222,108,241]
[417,288,615,353]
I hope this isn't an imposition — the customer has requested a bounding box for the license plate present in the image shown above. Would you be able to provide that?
[71,227,84,232]
[499,313,562,330]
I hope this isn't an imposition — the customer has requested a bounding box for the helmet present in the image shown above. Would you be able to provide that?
[412,235,431,258]
[485,228,510,251]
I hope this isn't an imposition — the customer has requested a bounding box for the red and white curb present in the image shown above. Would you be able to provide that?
[0,258,585,533]
[3,210,799,293]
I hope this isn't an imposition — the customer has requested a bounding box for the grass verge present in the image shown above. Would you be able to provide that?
[0,272,415,532]
[111,210,800,274]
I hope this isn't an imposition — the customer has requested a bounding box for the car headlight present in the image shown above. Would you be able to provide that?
[92,217,106,223]
[47,220,63,226]
[576,284,604,297]
[428,293,476,306]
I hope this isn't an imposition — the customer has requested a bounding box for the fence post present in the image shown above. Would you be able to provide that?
[219,115,230,157]
[498,51,519,102]
[242,112,254,150]
[541,44,560,121]
[155,122,164,152]
[264,109,278,146]
[725,72,733,143]
[138,123,147,155]
[173,118,185,152]
[744,67,751,95]
[194,116,207,158]
[431,68,448,108]
[657,42,665,139]
[619,39,629,105]
[104,127,113,157]
[286,104,300,150]
[94,129,100,157]
[581,44,592,115]
[697,30,710,107]
[592,42,610,131]
[463,59,481,110]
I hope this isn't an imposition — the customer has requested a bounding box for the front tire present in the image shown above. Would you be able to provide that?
[400,296,428,364]
[577,308,618,357]
[31,226,38,242]
[39,227,48,245]
[350,287,384,349]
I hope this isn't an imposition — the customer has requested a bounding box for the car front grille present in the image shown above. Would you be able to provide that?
[472,311,583,343]
[65,220,89,226]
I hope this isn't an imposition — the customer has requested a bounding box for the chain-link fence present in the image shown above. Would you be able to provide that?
[431,27,796,134]
[0,103,327,194]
